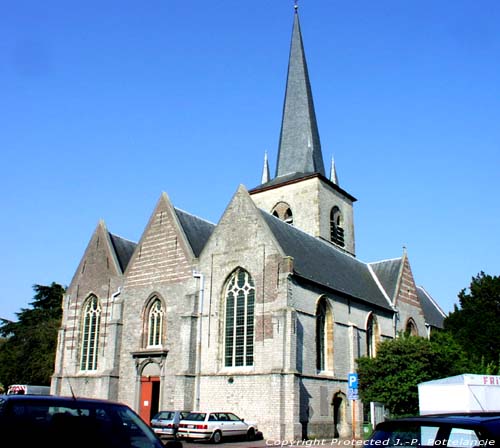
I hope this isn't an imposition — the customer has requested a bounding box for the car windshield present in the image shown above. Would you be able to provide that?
[184,412,206,421]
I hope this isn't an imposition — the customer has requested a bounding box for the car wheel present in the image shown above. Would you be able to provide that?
[247,428,256,441]
[211,430,222,444]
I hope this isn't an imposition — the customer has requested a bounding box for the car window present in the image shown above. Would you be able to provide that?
[209,413,219,421]
[226,413,241,422]
[155,411,174,420]
[185,412,206,421]
[447,428,480,447]
[371,424,441,447]
[180,412,190,419]
[217,413,229,421]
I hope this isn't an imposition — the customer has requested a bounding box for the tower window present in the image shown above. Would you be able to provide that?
[330,206,345,247]
[271,202,294,225]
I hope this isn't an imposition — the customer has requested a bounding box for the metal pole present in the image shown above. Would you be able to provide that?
[193,271,204,411]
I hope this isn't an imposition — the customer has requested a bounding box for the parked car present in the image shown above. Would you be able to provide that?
[177,411,259,443]
[0,393,164,448]
[150,410,191,439]
[367,413,500,447]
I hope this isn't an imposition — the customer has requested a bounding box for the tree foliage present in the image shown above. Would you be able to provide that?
[0,283,65,387]
[444,271,500,366]
[356,333,468,417]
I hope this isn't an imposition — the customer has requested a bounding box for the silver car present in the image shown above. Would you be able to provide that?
[150,410,191,439]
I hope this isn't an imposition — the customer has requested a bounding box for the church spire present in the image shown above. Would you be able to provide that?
[275,7,325,179]
[261,151,270,184]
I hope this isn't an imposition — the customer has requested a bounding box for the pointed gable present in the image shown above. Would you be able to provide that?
[394,253,422,309]
[67,220,123,293]
[124,193,195,287]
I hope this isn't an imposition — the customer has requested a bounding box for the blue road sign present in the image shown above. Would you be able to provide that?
[348,373,358,390]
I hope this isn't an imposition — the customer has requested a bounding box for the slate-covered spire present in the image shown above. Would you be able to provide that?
[275,7,325,179]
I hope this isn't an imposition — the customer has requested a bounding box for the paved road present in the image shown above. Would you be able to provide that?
[161,436,269,448]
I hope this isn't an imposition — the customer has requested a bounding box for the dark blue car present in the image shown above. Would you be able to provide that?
[0,394,165,448]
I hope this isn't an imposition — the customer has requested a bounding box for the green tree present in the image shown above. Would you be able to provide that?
[0,283,65,387]
[444,272,500,366]
[356,333,468,417]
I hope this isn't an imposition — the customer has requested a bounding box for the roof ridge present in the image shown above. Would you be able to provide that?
[108,231,137,245]
[369,256,403,265]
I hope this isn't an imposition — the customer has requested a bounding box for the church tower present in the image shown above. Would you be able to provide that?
[250,6,357,256]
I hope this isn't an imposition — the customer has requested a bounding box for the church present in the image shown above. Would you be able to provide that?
[52,6,446,440]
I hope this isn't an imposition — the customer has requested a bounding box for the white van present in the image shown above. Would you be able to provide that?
[7,384,51,395]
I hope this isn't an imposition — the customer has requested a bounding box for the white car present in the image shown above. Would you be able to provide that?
[177,411,258,443]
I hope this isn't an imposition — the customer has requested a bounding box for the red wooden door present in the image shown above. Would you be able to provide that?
[139,376,160,423]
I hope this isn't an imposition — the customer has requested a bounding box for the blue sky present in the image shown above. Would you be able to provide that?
[1,0,499,321]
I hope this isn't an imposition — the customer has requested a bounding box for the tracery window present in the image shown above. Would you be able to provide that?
[224,269,255,367]
[330,206,345,247]
[80,295,101,371]
[147,298,164,347]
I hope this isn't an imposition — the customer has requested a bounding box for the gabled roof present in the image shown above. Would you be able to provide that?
[369,258,403,302]
[275,9,325,179]
[416,285,446,329]
[108,233,137,273]
[260,210,393,310]
[174,208,215,258]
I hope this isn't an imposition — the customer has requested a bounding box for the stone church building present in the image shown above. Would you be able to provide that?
[52,8,446,440]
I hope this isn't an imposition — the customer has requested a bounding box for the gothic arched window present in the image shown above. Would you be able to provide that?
[80,295,101,371]
[316,297,334,372]
[366,313,380,358]
[405,318,418,336]
[147,297,164,347]
[224,268,255,367]
[330,206,345,247]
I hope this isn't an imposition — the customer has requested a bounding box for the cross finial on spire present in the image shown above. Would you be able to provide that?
[294,0,299,12]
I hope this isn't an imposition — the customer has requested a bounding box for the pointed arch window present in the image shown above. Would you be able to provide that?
[405,318,418,336]
[224,269,255,367]
[271,202,293,225]
[80,295,101,371]
[330,206,345,247]
[366,313,380,358]
[316,297,334,372]
[147,298,164,347]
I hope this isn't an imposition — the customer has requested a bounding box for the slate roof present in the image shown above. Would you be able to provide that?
[174,208,215,258]
[369,258,403,301]
[417,286,446,329]
[260,210,393,310]
[275,10,325,179]
[108,233,137,273]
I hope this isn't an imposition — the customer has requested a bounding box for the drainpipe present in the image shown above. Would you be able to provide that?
[193,271,204,411]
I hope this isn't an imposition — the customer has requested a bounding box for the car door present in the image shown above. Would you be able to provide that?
[226,413,247,436]
[214,413,228,436]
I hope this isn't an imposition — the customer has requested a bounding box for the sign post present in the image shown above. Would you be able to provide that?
[348,373,359,439]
